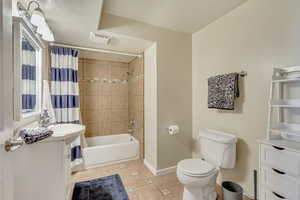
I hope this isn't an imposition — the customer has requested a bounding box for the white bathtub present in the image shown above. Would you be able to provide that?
[83,134,139,169]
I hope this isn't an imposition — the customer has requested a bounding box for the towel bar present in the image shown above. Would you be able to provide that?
[239,71,247,77]
[4,137,24,152]
[207,71,247,79]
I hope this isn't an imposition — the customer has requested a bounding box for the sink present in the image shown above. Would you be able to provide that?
[48,124,85,143]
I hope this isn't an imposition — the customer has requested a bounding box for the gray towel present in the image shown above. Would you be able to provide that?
[19,127,53,144]
[208,73,239,110]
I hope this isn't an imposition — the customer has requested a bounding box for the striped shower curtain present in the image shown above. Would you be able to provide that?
[50,46,83,171]
[22,40,36,112]
[50,47,80,123]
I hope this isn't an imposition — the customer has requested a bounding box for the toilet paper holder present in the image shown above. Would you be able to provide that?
[166,125,180,135]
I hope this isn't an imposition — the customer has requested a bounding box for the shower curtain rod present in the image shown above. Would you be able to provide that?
[50,43,142,58]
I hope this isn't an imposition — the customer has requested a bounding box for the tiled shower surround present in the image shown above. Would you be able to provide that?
[78,57,144,158]
[128,57,144,158]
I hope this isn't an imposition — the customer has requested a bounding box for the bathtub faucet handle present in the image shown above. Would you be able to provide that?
[129,119,136,125]
[129,120,136,130]
[128,129,134,134]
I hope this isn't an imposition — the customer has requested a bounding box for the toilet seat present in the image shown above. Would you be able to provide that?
[177,159,216,177]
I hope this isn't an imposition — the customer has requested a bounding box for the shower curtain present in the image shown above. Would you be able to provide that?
[50,47,80,123]
[50,46,83,171]
[22,40,36,112]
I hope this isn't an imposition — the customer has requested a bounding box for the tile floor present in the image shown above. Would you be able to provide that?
[72,159,251,200]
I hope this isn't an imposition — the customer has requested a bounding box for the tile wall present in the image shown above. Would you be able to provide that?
[79,58,129,137]
[78,57,144,159]
[128,57,144,158]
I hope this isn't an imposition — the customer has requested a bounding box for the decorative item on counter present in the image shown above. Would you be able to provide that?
[19,127,54,144]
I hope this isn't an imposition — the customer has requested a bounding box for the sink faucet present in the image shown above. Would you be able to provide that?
[39,109,52,128]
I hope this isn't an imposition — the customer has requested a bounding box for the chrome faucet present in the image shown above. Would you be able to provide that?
[129,119,136,128]
[39,109,52,128]
[128,119,136,135]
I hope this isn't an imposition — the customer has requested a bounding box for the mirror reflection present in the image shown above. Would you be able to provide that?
[21,36,37,113]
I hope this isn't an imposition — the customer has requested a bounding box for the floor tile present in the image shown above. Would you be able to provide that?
[71,159,252,200]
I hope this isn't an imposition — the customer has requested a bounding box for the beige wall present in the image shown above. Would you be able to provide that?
[128,57,144,158]
[79,58,129,137]
[100,13,193,169]
[192,0,300,197]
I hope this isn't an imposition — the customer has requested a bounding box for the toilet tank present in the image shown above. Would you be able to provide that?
[200,129,237,168]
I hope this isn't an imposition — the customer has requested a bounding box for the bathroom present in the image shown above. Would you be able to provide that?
[2,0,300,200]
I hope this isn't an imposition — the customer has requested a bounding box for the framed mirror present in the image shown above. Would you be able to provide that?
[13,17,45,121]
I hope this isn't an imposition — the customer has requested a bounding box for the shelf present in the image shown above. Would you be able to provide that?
[270,123,300,142]
[268,67,300,143]
[269,99,300,108]
[272,78,300,83]
[274,66,300,74]
[272,66,300,83]
[270,123,300,136]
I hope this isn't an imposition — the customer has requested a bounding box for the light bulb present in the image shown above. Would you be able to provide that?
[30,8,46,27]
[29,5,55,42]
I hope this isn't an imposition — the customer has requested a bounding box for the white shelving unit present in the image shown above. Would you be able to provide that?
[267,66,300,141]
[272,78,300,83]
[259,67,300,200]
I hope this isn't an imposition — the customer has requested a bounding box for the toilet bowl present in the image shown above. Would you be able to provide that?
[177,129,237,200]
[177,159,219,200]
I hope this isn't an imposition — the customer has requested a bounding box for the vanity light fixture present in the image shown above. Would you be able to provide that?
[17,0,55,42]
[39,22,55,42]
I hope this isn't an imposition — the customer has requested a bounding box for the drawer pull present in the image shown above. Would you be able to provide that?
[272,191,286,199]
[272,145,285,151]
[272,168,286,175]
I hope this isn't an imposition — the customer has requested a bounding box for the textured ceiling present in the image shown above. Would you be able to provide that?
[37,0,152,55]
[34,0,248,58]
[103,0,247,33]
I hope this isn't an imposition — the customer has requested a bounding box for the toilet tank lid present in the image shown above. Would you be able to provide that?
[199,129,237,144]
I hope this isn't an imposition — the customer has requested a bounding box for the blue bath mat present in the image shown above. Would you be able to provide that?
[72,174,129,200]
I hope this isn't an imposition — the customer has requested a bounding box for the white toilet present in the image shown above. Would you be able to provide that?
[177,129,237,200]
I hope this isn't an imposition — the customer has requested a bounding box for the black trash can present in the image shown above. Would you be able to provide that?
[222,181,243,200]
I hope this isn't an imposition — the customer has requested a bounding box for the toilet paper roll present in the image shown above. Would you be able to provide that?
[168,125,180,135]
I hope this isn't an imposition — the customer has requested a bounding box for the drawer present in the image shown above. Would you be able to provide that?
[260,186,297,200]
[260,144,300,176]
[260,166,300,200]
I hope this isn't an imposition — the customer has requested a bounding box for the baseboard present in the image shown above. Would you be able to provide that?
[156,165,177,175]
[244,192,255,200]
[143,159,157,175]
[143,159,177,176]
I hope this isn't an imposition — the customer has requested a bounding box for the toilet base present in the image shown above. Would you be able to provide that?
[182,187,217,200]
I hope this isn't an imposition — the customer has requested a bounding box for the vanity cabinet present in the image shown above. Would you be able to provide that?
[12,139,73,200]
[259,140,300,200]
